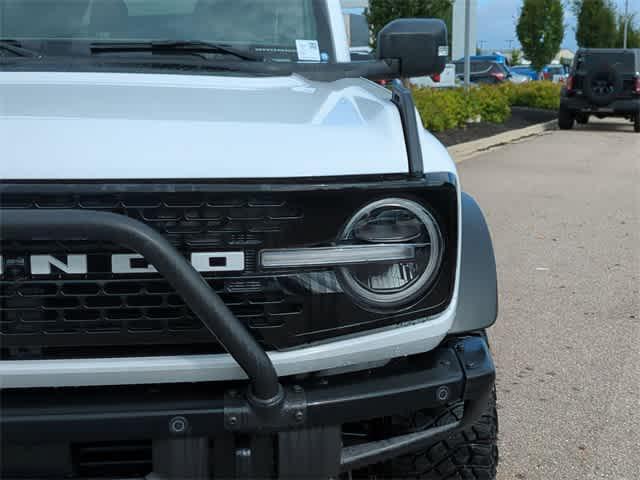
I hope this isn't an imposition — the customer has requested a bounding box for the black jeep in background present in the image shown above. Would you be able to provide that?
[559,48,640,132]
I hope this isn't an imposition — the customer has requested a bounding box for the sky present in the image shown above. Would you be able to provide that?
[477,0,638,52]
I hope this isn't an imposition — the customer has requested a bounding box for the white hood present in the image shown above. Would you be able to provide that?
[0,71,410,180]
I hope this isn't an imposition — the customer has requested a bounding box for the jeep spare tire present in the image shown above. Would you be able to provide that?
[584,64,623,106]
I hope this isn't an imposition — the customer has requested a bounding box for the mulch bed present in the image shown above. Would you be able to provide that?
[432,107,558,147]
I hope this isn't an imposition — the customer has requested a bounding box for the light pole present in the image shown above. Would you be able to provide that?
[464,0,471,90]
[623,0,629,49]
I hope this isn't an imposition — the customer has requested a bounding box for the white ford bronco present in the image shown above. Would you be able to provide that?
[0,1,499,478]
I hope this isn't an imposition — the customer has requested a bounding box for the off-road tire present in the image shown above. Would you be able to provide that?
[381,388,498,479]
[558,107,575,130]
[576,113,589,125]
[634,114,640,133]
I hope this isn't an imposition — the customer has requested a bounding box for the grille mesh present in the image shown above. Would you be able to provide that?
[0,192,303,249]
[0,193,305,359]
[1,278,302,340]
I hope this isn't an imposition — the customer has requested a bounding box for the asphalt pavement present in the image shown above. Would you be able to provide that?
[457,118,640,480]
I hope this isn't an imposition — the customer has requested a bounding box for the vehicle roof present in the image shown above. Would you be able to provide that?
[473,55,507,61]
[453,58,500,64]
[576,48,639,54]
[454,55,506,63]
[575,48,640,68]
[576,48,640,61]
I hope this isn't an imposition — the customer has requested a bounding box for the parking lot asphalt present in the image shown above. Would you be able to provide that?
[457,118,640,480]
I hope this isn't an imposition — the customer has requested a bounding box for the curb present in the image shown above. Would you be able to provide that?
[448,119,557,163]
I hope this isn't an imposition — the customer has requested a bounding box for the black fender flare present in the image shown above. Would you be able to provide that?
[450,192,498,334]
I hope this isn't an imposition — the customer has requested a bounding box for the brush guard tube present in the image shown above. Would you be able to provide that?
[0,209,282,404]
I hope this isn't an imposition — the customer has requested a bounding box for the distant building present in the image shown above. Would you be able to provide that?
[341,0,369,51]
[344,12,374,59]
[452,0,477,60]
[554,49,575,65]
[344,13,369,47]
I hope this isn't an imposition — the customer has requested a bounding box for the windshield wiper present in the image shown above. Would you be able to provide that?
[0,39,42,58]
[90,40,261,61]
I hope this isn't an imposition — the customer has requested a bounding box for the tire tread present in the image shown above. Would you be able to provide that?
[388,391,498,480]
[558,107,575,130]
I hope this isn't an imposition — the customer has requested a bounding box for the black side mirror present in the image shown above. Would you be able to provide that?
[377,18,448,77]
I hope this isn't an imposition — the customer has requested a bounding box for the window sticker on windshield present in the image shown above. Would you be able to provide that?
[438,46,449,57]
[296,40,321,62]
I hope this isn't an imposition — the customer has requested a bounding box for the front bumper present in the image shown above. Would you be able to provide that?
[561,95,640,114]
[1,335,495,478]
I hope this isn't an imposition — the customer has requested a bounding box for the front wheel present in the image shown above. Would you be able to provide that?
[634,114,640,133]
[558,107,575,130]
[376,388,498,479]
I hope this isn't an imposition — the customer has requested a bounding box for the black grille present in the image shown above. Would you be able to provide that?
[0,192,303,249]
[1,192,306,359]
[1,180,458,361]
[1,277,303,358]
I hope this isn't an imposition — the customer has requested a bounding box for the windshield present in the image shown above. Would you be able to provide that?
[585,52,635,72]
[573,51,637,74]
[0,0,332,62]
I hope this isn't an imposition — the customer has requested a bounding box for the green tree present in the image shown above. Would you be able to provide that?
[365,0,454,49]
[615,13,640,48]
[510,49,523,65]
[632,27,640,49]
[573,0,617,48]
[516,0,565,72]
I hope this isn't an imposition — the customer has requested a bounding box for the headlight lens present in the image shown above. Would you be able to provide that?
[338,198,443,309]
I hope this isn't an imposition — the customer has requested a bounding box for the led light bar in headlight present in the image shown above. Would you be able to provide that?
[260,244,417,269]
[338,198,443,309]
[259,197,443,311]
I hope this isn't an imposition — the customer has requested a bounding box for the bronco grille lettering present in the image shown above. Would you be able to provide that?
[31,254,88,276]
[1,252,245,276]
[111,254,158,274]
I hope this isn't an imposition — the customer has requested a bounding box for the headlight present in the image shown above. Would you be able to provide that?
[337,198,443,309]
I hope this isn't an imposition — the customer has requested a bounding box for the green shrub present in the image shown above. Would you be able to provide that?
[413,85,510,132]
[413,88,467,132]
[470,86,511,123]
[499,81,562,110]
[413,81,560,132]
